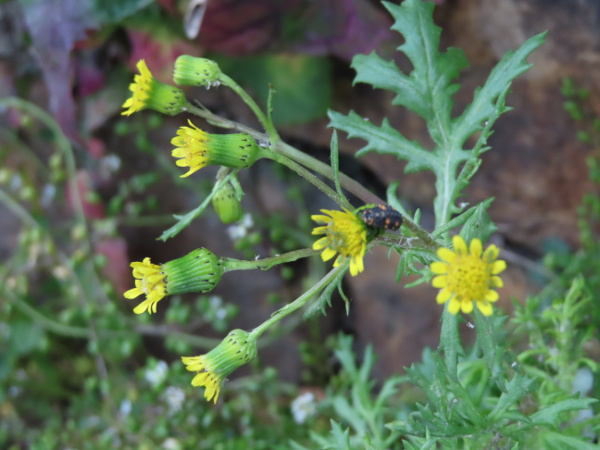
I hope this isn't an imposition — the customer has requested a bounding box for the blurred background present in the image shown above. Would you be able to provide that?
[1,0,599,447]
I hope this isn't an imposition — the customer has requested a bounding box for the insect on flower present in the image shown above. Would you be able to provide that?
[358,204,403,231]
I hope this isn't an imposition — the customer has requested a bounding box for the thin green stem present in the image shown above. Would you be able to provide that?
[249,263,347,340]
[222,248,318,272]
[220,73,280,143]
[265,150,342,204]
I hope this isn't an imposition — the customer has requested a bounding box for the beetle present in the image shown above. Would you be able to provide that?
[359,204,403,231]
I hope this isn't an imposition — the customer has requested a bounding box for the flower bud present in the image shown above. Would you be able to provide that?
[173,55,223,88]
[212,181,243,224]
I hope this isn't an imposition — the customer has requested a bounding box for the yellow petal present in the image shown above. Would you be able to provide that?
[432,275,447,288]
[460,298,474,314]
[321,247,337,262]
[311,226,327,236]
[430,261,449,275]
[437,247,457,263]
[436,289,452,304]
[448,298,461,315]
[312,237,328,250]
[484,245,499,260]
[470,238,482,257]
[133,300,151,314]
[477,300,493,316]
[490,276,504,288]
[124,288,142,299]
[484,289,499,302]
[491,260,507,274]
[311,214,331,223]
[452,235,467,255]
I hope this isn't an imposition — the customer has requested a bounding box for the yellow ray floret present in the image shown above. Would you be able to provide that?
[430,235,506,316]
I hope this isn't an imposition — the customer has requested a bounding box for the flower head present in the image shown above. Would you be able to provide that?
[171,120,260,177]
[124,257,166,314]
[182,329,257,403]
[430,236,506,316]
[124,248,223,314]
[122,60,186,116]
[311,208,369,276]
[173,55,224,88]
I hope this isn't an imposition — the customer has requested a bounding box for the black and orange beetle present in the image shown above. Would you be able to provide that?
[358,204,403,231]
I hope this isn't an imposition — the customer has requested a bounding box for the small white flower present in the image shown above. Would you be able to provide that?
[291,392,317,424]
[162,437,182,450]
[120,399,132,417]
[164,386,186,414]
[226,213,254,240]
[144,360,169,387]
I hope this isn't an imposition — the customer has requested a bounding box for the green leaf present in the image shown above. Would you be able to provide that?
[329,420,353,450]
[472,310,510,391]
[530,397,598,427]
[159,172,237,241]
[453,31,547,148]
[379,1,468,140]
[459,201,498,243]
[488,372,540,422]
[328,110,433,172]
[539,430,599,450]
[329,130,347,205]
[431,198,494,240]
[92,0,153,24]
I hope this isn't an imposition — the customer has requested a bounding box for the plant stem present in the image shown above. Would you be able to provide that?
[221,248,318,272]
[220,73,280,143]
[249,264,347,340]
[265,150,342,204]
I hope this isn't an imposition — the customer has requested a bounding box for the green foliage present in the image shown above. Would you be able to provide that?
[330,0,545,231]
[4,0,600,448]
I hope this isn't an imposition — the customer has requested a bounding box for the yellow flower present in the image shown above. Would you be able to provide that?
[182,329,257,403]
[124,249,223,314]
[171,120,260,177]
[122,59,186,116]
[312,208,368,276]
[123,257,166,314]
[430,236,506,316]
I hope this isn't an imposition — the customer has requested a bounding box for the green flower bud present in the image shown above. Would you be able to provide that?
[212,181,243,224]
[173,55,223,88]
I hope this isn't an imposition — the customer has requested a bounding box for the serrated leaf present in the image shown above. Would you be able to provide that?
[379,0,468,141]
[431,198,494,240]
[530,397,597,427]
[472,310,509,391]
[453,31,547,147]
[459,201,498,243]
[329,420,353,449]
[328,110,433,172]
[539,430,599,450]
[488,372,540,421]
[159,172,236,241]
